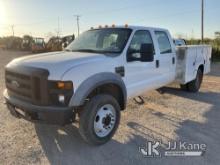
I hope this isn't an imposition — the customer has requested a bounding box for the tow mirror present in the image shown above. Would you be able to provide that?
[140,43,154,62]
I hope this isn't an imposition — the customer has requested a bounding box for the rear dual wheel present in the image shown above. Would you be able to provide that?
[180,68,203,92]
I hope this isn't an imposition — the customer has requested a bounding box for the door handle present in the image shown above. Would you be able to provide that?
[156,60,159,68]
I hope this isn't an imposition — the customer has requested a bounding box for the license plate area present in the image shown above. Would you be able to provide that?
[7,103,21,118]
[7,103,38,120]
[15,108,26,117]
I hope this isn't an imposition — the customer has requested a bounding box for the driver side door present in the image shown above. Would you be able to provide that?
[124,30,161,98]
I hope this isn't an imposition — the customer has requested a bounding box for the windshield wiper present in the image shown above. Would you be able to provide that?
[70,49,121,55]
[72,49,98,53]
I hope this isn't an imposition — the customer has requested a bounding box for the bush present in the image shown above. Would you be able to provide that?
[212,46,220,62]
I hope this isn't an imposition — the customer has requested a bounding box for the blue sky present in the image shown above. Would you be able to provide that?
[0,0,219,39]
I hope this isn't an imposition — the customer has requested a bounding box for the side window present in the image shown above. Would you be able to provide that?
[155,31,172,54]
[127,30,154,61]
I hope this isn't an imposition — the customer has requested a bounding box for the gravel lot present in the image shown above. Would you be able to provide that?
[0,50,220,165]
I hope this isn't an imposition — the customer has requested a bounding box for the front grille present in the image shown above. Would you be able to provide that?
[6,70,32,101]
[5,67,49,105]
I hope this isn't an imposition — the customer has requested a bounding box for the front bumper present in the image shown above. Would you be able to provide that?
[3,90,74,125]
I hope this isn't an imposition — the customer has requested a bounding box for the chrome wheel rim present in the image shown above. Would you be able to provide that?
[94,104,116,138]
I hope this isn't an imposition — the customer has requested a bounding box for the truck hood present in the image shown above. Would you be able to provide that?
[7,51,107,79]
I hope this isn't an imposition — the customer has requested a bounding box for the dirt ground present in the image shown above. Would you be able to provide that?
[0,50,220,165]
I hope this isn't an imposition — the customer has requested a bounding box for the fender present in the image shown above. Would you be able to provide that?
[69,72,127,108]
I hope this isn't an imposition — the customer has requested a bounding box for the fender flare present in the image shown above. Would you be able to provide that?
[69,72,127,108]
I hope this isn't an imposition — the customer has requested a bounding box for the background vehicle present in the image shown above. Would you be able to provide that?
[46,35,75,52]
[46,37,62,52]
[21,35,33,51]
[0,44,7,50]
[62,35,75,48]
[4,26,211,145]
[173,38,186,46]
[31,37,45,53]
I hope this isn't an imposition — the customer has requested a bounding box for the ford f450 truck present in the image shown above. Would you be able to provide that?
[3,26,212,145]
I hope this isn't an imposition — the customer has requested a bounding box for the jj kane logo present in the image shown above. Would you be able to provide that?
[139,141,161,157]
[139,141,206,157]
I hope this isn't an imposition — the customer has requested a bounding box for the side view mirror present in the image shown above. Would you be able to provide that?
[127,49,140,62]
[140,43,154,62]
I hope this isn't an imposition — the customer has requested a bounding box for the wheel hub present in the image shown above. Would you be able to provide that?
[94,104,116,137]
[102,115,111,127]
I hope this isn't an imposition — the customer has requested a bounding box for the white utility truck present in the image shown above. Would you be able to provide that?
[4,26,212,145]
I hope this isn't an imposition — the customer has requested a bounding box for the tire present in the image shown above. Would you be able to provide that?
[79,94,121,145]
[180,84,188,91]
[187,69,203,92]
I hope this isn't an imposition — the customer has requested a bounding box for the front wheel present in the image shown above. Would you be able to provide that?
[79,94,121,145]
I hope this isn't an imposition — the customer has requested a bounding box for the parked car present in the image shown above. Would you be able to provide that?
[4,25,212,145]
[173,38,186,46]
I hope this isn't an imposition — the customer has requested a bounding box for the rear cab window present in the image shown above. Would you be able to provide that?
[155,31,172,54]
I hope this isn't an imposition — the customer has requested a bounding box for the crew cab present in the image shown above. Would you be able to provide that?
[3,25,212,145]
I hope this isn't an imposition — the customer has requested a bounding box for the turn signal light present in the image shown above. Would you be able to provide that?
[57,82,73,89]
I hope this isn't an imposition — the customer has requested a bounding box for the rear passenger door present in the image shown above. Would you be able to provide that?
[154,31,176,84]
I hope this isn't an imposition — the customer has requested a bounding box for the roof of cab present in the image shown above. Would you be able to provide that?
[90,25,168,32]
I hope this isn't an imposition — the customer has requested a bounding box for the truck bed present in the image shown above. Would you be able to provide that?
[175,45,212,84]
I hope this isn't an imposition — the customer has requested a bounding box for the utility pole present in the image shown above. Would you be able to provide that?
[57,17,60,37]
[74,15,81,37]
[201,0,204,43]
[11,25,14,37]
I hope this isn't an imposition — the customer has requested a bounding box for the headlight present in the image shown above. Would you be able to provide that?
[58,94,65,103]
[48,81,73,106]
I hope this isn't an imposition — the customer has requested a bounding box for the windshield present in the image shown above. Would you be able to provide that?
[66,28,132,54]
